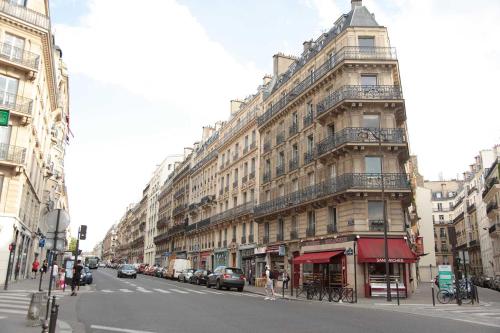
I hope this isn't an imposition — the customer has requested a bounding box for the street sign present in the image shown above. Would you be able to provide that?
[0,109,9,126]
[44,238,65,252]
[344,248,354,256]
[278,245,285,256]
[38,238,45,248]
[43,209,70,233]
[438,265,453,291]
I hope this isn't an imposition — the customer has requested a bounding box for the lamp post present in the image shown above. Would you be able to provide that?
[359,123,391,302]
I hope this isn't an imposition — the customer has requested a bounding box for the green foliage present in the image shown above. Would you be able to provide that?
[68,237,77,253]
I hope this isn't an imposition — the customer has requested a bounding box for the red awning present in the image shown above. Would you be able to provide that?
[293,251,344,264]
[358,238,416,263]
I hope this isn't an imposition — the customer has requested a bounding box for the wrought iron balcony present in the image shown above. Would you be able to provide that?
[317,85,403,116]
[289,157,299,172]
[0,143,26,164]
[189,203,199,211]
[156,217,168,229]
[317,128,406,156]
[483,177,499,198]
[290,230,298,240]
[257,47,397,127]
[0,91,33,115]
[327,224,337,234]
[263,171,271,183]
[263,236,269,244]
[255,173,410,217]
[191,150,218,174]
[440,246,449,252]
[248,234,254,243]
[303,114,314,128]
[304,151,315,165]
[174,187,185,199]
[263,142,271,154]
[289,123,298,137]
[487,201,498,215]
[276,233,284,242]
[242,175,248,184]
[172,204,187,217]
[211,202,255,224]
[200,195,215,206]
[276,165,285,177]
[276,132,285,145]
[369,220,385,232]
[241,236,246,244]
[306,227,315,237]
[0,0,50,30]
[243,146,249,154]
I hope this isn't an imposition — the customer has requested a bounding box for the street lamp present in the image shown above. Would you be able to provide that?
[359,122,391,302]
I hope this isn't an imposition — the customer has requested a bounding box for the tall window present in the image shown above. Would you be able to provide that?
[330,163,337,178]
[249,221,254,236]
[368,201,384,221]
[291,215,298,233]
[251,158,256,173]
[292,144,298,161]
[251,130,256,144]
[232,225,236,241]
[243,162,248,176]
[361,74,377,86]
[233,196,237,207]
[307,135,314,153]
[327,123,335,137]
[307,211,315,231]
[329,207,337,232]
[358,36,375,49]
[292,112,298,127]
[437,203,443,211]
[278,151,284,168]
[224,228,227,241]
[308,172,314,186]
[10,0,27,6]
[363,114,380,129]
[306,102,314,118]
[292,178,298,192]
[0,74,19,106]
[2,33,24,60]
[244,135,249,149]
[265,159,271,175]
[264,222,270,239]
[365,156,382,174]
[278,218,284,236]
[242,223,246,237]
[250,189,255,203]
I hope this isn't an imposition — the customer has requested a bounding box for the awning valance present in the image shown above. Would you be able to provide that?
[358,238,416,263]
[293,251,344,264]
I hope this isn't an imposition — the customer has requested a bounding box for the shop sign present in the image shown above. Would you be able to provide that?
[344,248,353,256]
[240,248,255,258]
[376,258,404,263]
[200,251,212,259]
[254,247,266,255]
[278,245,286,256]
[266,244,281,253]
[438,265,453,291]
[301,236,351,247]
[163,252,171,257]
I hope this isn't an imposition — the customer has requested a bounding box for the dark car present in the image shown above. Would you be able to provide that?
[206,266,245,291]
[189,269,211,285]
[117,264,137,278]
[80,266,93,285]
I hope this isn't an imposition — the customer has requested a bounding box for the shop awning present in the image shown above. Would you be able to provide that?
[358,238,416,263]
[293,251,344,264]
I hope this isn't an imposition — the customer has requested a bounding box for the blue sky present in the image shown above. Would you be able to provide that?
[48,0,500,250]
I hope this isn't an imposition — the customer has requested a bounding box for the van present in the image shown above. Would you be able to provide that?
[167,259,191,279]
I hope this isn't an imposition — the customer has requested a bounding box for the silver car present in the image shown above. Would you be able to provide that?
[117,264,137,279]
[178,268,195,283]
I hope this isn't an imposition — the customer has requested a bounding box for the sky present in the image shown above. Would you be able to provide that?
[48,0,500,250]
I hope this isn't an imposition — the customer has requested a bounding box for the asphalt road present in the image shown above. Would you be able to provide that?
[75,268,499,333]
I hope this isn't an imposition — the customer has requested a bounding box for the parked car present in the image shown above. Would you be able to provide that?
[491,275,500,291]
[80,266,93,285]
[117,264,137,278]
[166,259,191,279]
[178,268,195,282]
[190,269,211,285]
[206,266,245,291]
[138,264,148,274]
[154,266,164,278]
[98,262,105,268]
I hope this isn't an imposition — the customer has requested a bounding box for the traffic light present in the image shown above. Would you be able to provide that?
[79,225,87,240]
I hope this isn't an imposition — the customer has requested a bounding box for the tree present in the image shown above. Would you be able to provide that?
[68,237,77,254]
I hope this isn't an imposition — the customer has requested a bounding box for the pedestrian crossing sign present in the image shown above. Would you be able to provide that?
[0,109,9,126]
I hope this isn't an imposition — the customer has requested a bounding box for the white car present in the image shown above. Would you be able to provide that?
[98,262,105,268]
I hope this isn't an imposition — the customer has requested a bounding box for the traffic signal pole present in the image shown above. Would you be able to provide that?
[3,243,15,290]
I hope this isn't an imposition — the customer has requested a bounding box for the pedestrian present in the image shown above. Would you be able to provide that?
[283,270,289,289]
[264,265,275,300]
[52,262,59,287]
[31,258,40,279]
[59,268,66,290]
[248,269,252,286]
[41,259,48,274]
[71,260,83,296]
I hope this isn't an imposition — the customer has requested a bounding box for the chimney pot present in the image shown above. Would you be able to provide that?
[351,0,362,10]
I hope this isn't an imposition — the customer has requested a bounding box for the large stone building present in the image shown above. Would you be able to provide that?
[483,155,500,275]
[102,224,117,263]
[0,0,70,284]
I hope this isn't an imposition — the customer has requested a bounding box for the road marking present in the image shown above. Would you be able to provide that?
[90,324,156,333]
[476,312,500,316]
[204,290,223,295]
[0,308,26,315]
[0,316,6,320]
[169,289,188,294]
[0,299,30,305]
[182,288,205,294]
[0,293,29,297]
[0,295,30,301]
[129,284,137,287]
[119,289,133,293]
[101,289,114,293]
[153,289,171,294]
[137,287,151,293]
[0,303,28,309]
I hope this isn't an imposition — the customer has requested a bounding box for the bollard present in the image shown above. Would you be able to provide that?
[396,280,400,306]
[474,285,480,303]
[38,271,44,292]
[26,291,45,326]
[48,303,59,333]
[431,285,436,307]
[41,320,49,333]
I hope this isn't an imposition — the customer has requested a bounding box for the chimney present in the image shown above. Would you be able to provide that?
[230,100,243,116]
[263,74,272,86]
[351,0,362,10]
[273,53,296,78]
[202,126,214,140]
[303,39,313,52]
[183,147,193,158]
[215,121,224,131]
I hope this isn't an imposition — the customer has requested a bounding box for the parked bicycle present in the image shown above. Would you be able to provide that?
[437,287,473,304]
[329,287,354,303]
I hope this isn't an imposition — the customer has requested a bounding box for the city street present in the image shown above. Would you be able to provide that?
[67,269,499,333]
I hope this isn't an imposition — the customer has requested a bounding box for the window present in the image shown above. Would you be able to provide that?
[244,135,249,149]
[308,172,314,186]
[251,130,256,144]
[330,163,337,178]
[232,225,236,240]
[440,228,446,238]
[0,74,19,106]
[10,0,27,6]
[292,178,298,192]
[437,203,443,211]
[265,159,271,175]
[2,33,25,61]
[328,207,337,231]
[292,144,298,161]
[0,125,12,145]
[307,135,314,153]
[265,190,270,201]
[249,221,254,235]
[264,222,270,238]
[307,211,315,230]
[244,162,248,176]
[243,191,247,203]
[363,114,380,128]
[278,218,284,236]
[361,75,377,86]
[327,123,335,137]
[439,215,444,221]
[365,156,382,174]
[251,158,256,173]
[292,112,298,127]
[250,189,255,203]
[278,184,284,196]
[306,102,314,118]
[233,196,237,207]
[368,201,384,221]
[278,151,284,168]
[435,192,442,199]
[291,216,298,232]
[358,36,375,49]
[224,228,227,241]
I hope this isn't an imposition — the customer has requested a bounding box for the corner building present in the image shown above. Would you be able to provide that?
[255,0,415,298]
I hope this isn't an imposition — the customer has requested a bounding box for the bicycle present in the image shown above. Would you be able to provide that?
[329,287,354,303]
[437,287,472,304]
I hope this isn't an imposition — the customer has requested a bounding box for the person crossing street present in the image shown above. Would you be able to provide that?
[264,265,276,301]
[71,260,83,296]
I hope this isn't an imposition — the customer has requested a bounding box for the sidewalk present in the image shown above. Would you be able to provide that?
[1,274,77,333]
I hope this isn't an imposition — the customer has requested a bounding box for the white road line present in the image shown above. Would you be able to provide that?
[169,289,188,294]
[101,289,114,293]
[137,287,151,293]
[129,284,137,287]
[182,288,206,294]
[90,324,156,333]
[0,293,29,297]
[0,303,28,309]
[0,295,30,301]
[119,289,133,293]
[0,316,6,319]
[0,309,26,315]
[476,312,500,316]
[0,299,30,305]
[153,289,171,294]
[204,290,223,295]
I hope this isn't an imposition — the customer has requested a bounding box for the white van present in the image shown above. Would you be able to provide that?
[167,259,191,279]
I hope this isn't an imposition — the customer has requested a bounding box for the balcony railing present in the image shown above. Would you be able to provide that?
[263,172,271,183]
[289,123,298,137]
[212,202,255,224]
[0,42,40,72]
[327,224,337,234]
[258,46,398,127]
[255,173,410,217]
[276,165,285,177]
[317,85,403,116]
[306,227,315,237]
[290,230,298,240]
[289,157,299,172]
[263,236,269,244]
[191,149,218,174]
[263,142,271,153]
[276,132,285,145]
[369,220,385,232]
[483,177,499,198]
[303,114,314,127]
[304,151,315,165]
[241,236,246,244]
[0,1,50,30]
[276,233,284,242]
[174,187,185,199]
[243,146,249,154]
[0,91,33,116]
[172,204,187,216]
[0,143,26,164]
[440,246,449,252]
[317,128,406,156]
[487,201,498,214]
[432,207,451,213]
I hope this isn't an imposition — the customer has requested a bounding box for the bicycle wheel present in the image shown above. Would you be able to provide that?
[331,288,341,302]
[437,290,452,304]
[344,289,354,303]
[459,291,473,304]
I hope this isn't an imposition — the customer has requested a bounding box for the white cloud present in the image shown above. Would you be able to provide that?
[309,0,500,180]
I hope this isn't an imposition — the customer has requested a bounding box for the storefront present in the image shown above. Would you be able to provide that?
[175,251,187,259]
[254,247,267,279]
[293,250,347,289]
[214,249,228,268]
[200,251,212,270]
[357,238,417,298]
[266,244,285,274]
[239,246,256,285]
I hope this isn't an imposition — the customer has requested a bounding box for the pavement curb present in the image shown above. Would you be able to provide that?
[243,288,305,302]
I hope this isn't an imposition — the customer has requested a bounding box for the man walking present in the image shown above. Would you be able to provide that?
[31,258,40,279]
[71,260,83,296]
[52,262,59,287]
[264,265,275,300]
